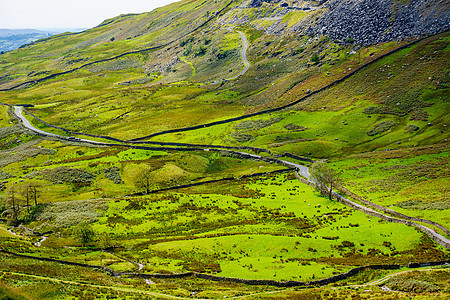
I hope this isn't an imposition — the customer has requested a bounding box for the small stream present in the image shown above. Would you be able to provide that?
[137,263,144,271]
[34,236,48,247]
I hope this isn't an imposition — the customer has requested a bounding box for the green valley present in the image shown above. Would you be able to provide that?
[0,0,449,299]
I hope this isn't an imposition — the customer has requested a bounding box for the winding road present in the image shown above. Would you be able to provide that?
[14,106,102,144]
[227,30,250,80]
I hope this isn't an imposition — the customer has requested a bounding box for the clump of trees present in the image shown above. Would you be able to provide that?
[3,182,42,226]
[309,161,341,200]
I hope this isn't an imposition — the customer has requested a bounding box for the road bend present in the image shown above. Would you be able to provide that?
[227,30,250,80]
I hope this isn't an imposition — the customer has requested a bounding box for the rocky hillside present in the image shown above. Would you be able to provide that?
[305,0,450,44]
[225,0,450,45]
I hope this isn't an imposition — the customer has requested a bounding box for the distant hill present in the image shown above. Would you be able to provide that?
[0,28,86,52]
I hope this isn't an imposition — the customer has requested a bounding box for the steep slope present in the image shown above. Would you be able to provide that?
[0,0,237,90]
[1,0,449,91]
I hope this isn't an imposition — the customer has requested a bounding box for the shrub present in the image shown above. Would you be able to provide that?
[234,117,283,130]
[183,42,193,56]
[216,49,236,60]
[0,171,13,180]
[387,278,439,293]
[104,167,122,184]
[75,223,96,247]
[366,121,397,136]
[409,108,429,121]
[21,204,45,224]
[311,53,320,63]
[396,200,450,210]
[230,132,253,143]
[405,124,420,132]
[345,38,355,44]
[284,123,308,131]
[194,45,207,57]
[41,167,95,184]
[363,106,382,114]
[180,37,194,47]
[36,200,107,228]
[341,241,355,247]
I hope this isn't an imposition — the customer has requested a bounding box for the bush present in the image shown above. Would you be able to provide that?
[396,200,450,210]
[230,132,253,143]
[387,278,439,293]
[234,118,283,131]
[183,42,193,56]
[366,121,397,136]
[75,223,96,247]
[345,38,355,44]
[341,241,355,247]
[0,171,13,180]
[36,200,107,228]
[216,49,236,60]
[21,204,44,224]
[180,37,194,47]
[284,123,308,131]
[363,106,382,114]
[41,167,95,185]
[311,53,320,63]
[104,167,122,184]
[194,45,207,57]
[405,124,420,132]
[410,108,429,121]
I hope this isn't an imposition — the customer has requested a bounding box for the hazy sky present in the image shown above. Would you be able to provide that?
[0,0,179,29]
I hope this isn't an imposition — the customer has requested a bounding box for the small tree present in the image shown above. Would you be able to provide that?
[76,223,96,247]
[309,161,341,200]
[135,167,154,194]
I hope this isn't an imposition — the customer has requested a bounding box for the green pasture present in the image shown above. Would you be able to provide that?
[0,138,283,204]
[332,145,450,227]
[78,173,443,281]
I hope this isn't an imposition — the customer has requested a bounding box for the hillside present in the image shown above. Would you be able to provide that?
[0,0,449,299]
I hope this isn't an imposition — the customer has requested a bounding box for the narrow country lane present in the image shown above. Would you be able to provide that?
[227,30,250,80]
[14,106,58,137]
[14,106,103,144]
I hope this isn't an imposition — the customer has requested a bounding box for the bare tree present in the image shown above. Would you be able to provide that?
[18,182,41,211]
[309,161,341,200]
[19,185,31,213]
[29,184,40,206]
[5,185,19,225]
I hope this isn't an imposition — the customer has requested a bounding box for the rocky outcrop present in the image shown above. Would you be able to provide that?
[249,0,281,7]
[303,0,450,45]
[228,0,449,45]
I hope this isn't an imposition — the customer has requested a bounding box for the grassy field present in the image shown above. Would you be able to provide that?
[331,144,449,227]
